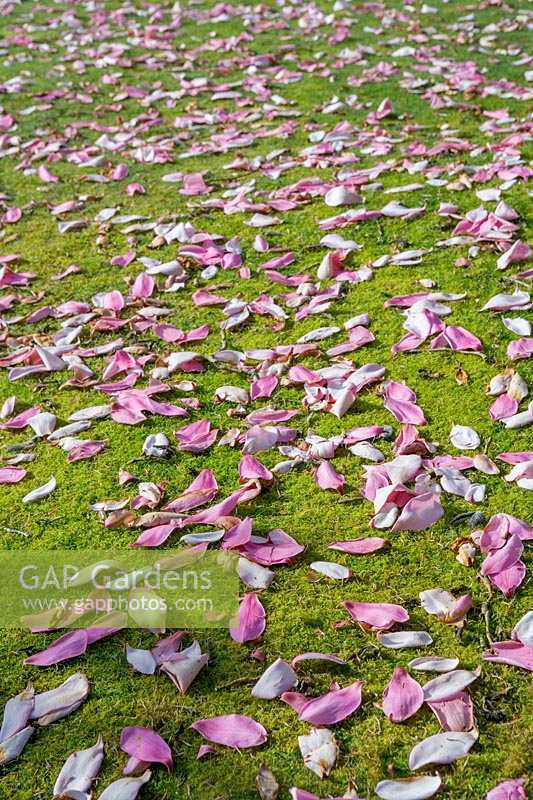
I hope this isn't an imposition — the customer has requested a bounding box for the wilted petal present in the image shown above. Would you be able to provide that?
[480,535,523,576]
[408,730,478,769]
[310,561,351,580]
[427,691,474,732]
[482,641,533,671]
[22,476,56,503]
[315,461,345,492]
[282,680,363,725]
[53,737,104,799]
[392,492,444,532]
[0,726,34,765]
[328,537,387,555]
[237,558,274,590]
[486,779,527,800]
[191,714,267,748]
[449,425,480,450]
[0,685,34,742]
[409,657,459,673]
[160,641,208,693]
[513,611,533,647]
[31,672,89,725]
[298,727,338,778]
[378,631,432,649]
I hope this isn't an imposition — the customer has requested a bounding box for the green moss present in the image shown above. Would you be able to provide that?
[0,0,531,798]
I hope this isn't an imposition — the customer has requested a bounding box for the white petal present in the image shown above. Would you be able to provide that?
[378,631,432,649]
[375,775,442,800]
[238,558,274,589]
[422,668,480,702]
[449,425,480,450]
[22,476,56,503]
[409,657,460,672]
[408,731,478,769]
[502,317,531,336]
[309,561,351,580]
[298,728,338,778]
[251,658,297,699]
[27,412,56,437]
[513,611,533,647]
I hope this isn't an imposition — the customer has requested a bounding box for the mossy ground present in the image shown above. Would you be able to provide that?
[0,0,531,797]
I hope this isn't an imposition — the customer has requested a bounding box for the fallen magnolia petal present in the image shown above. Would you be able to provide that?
[0,684,34,742]
[237,558,274,590]
[342,601,409,631]
[160,641,208,693]
[409,657,460,673]
[290,652,346,668]
[486,779,527,800]
[252,658,298,700]
[482,641,533,671]
[98,770,151,800]
[22,476,56,503]
[120,726,172,773]
[281,680,363,725]
[298,727,338,778]
[0,466,27,483]
[53,736,104,799]
[427,690,475,732]
[408,730,478,769]
[391,491,444,532]
[328,537,388,555]
[378,631,432,649]
[256,764,280,800]
[512,611,533,647]
[315,461,345,492]
[0,726,34,765]
[422,668,480,702]
[382,667,424,722]
[419,588,472,624]
[310,561,351,580]
[449,424,480,450]
[27,411,56,437]
[191,714,267,748]
[126,645,157,675]
[31,672,90,725]
[230,592,266,643]
[375,775,442,800]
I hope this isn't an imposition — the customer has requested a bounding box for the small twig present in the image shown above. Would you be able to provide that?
[480,576,494,645]
[2,527,30,537]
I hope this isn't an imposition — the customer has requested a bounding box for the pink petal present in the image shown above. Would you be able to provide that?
[482,640,533,671]
[427,691,475,732]
[281,680,363,725]
[486,779,527,800]
[342,601,409,631]
[230,593,266,643]
[328,537,387,555]
[392,491,444,531]
[315,461,345,492]
[0,467,26,483]
[120,726,172,772]
[480,534,523,576]
[191,714,267,748]
[382,667,423,722]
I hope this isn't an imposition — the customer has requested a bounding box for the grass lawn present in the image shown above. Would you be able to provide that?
[0,0,531,797]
